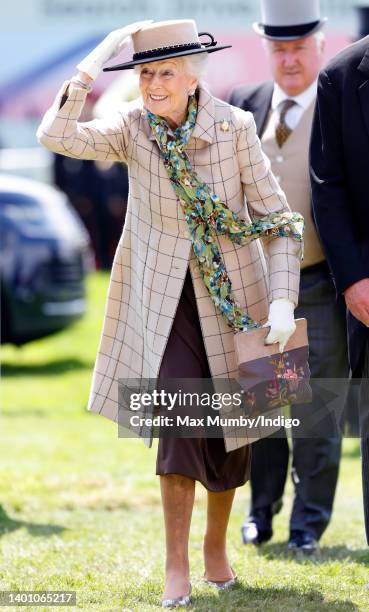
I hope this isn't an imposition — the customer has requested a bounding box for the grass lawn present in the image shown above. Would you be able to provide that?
[1,271,369,611]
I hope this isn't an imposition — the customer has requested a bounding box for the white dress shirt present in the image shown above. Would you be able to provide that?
[262,79,317,142]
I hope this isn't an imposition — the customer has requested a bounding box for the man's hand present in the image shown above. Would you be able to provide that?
[344,278,369,326]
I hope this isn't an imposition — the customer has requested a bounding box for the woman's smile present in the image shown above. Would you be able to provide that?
[148,93,168,101]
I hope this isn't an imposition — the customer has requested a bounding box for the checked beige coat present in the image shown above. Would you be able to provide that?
[37,81,301,451]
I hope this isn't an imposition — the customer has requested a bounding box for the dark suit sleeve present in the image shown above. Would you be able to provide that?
[228,87,242,108]
[310,69,368,295]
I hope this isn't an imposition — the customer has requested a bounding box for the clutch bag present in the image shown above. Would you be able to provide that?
[234,318,311,432]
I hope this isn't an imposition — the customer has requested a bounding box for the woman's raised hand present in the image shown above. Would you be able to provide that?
[76,21,153,81]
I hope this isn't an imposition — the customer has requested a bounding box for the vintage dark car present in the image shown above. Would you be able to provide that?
[0,174,93,345]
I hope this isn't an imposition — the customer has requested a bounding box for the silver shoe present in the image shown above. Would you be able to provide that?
[204,570,237,591]
[161,584,192,608]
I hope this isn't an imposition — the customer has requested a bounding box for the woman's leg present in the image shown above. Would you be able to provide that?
[160,474,195,600]
[203,488,236,581]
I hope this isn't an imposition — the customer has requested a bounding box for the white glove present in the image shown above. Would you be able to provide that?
[76,20,153,81]
[263,299,296,353]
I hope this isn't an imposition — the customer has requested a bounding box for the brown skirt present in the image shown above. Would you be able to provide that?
[156,268,251,492]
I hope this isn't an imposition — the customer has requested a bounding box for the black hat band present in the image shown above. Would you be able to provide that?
[263,20,320,38]
[132,32,217,61]
[133,42,202,61]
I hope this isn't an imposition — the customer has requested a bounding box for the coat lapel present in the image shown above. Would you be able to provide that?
[245,82,274,136]
[191,87,215,143]
[357,44,369,140]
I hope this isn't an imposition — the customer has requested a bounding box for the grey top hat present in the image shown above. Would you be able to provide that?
[253,0,327,40]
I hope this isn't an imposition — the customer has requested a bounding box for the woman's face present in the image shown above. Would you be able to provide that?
[138,58,198,127]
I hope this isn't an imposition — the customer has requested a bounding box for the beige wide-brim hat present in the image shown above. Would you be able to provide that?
[253,0,327,41]
[103,19,231,72]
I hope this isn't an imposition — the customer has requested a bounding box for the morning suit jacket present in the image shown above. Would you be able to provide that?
[37,80,302,451]
[310,35,369,374]
[229,81,274,139]
[231,82,347,540]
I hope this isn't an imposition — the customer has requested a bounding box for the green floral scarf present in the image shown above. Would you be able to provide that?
[147,94,304,333]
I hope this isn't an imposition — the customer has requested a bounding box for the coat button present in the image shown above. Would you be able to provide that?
[276,155,284,163]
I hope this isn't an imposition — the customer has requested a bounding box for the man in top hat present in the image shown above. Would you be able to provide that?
[229,0,349,552]
[310,8,369,549]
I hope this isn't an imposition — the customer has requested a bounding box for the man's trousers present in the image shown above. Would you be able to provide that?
[248,262,349,539]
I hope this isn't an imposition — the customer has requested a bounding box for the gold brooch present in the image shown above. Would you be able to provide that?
[220,120,229,132]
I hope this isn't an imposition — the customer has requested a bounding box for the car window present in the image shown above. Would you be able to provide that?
[0,192,44,223]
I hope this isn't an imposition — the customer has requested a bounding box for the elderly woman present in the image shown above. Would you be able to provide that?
[37,19,303,607]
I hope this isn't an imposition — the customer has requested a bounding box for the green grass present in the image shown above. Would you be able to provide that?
[1,271,369,611]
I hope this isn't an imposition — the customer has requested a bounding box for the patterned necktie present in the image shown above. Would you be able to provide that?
[275,99,296,148]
